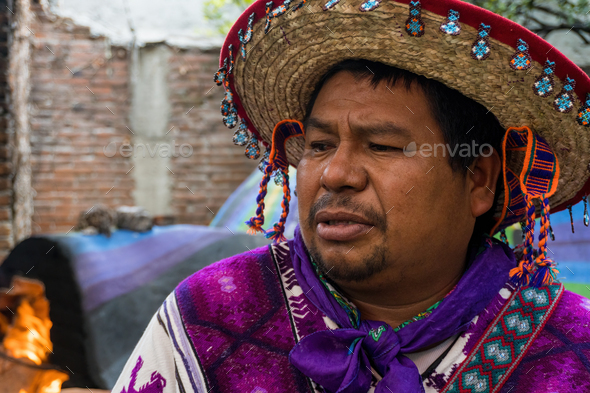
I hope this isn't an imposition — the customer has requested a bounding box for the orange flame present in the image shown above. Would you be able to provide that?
[1,276,69,392]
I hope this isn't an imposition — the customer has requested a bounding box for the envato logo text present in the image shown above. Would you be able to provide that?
[402,141,493,158]
[103,141,193,158]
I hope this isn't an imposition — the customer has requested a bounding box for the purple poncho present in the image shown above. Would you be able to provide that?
[112,225,590,393]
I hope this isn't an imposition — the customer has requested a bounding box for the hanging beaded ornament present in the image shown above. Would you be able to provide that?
[323,0,340,10]
[258,146,271,172]
[245,132,261,160]
[359,0,382,12]
[577,93,590,127]
[532,60,556,97]
[238,13,255,60]
[509,39,532,71]
[218,45,238,129]
[405,1,425,37]
[553,77,576,113]
[439,10,461,35]
[233,119,251,146]
[273,169,284,186]
[264,0,292,33]
[471,23,492,61]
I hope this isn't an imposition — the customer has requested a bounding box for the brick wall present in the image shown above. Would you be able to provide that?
[29,3,135,233]
[167,47,259,225]
[27,4,258,236]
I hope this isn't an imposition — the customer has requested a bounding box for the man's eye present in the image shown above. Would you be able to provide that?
[370,143,397,152]
[310,142,331,152]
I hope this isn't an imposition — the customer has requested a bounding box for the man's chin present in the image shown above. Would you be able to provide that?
[307,244,388,284]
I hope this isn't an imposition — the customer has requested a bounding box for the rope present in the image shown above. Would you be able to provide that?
[245,161,273,234]
[531,198,558,287]
[510,195,535,287]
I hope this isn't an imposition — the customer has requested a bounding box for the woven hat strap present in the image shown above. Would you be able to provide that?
[517,127,560,198]
[492,126,560,234]
[494,126,560,288]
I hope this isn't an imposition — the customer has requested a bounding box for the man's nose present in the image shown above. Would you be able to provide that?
[320,141,367,193]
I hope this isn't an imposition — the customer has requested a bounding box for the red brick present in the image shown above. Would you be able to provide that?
[0,223,12,237]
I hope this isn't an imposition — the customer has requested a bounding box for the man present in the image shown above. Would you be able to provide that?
[113,0,590,392]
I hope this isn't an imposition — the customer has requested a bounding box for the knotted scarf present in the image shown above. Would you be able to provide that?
[287,224,516,393]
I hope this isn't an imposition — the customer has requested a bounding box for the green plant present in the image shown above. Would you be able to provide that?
[203,0,590,42]
[464,0,590,42]
[204,0,257,36]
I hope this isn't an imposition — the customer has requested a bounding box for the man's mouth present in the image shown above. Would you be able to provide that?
[325,221,363,225]
[314,211,374,242]
[316,221,373,242]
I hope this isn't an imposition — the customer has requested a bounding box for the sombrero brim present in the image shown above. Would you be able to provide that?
[219,0,590,221]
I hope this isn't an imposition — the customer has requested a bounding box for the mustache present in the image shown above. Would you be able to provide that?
[306,193,387,230]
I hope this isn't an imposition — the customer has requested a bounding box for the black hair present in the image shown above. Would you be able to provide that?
[302,59,504,242]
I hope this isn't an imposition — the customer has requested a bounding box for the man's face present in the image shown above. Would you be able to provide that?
[296,71,478,293]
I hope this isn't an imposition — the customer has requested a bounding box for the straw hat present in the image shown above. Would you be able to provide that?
[213,0,590,263]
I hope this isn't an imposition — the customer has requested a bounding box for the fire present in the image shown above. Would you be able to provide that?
[4,297,52,365]
[0,276,69,393]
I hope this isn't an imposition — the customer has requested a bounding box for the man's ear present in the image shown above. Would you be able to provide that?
[468,148,501,218]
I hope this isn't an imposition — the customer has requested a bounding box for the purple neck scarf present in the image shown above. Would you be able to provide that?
[287,224,517,393]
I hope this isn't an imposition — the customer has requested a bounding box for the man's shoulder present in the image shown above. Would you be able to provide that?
[520,286,590,365]
[169,240,301,340]
[545,288,590,337]
[171,241,294,315]
[500,288,590,391]
[177,243,275,290]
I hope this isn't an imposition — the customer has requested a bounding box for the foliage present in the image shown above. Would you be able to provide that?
[204,0,256,36]
[464,0,590,42]
[203,0,590,42]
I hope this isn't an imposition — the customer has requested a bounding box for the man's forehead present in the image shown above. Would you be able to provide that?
[304,72,435,138]
[305,116,414,139]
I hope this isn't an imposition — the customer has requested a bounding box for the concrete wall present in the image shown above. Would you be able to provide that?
[129,45,173,216]
[47,0,229,48]
[9,0,34,246]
